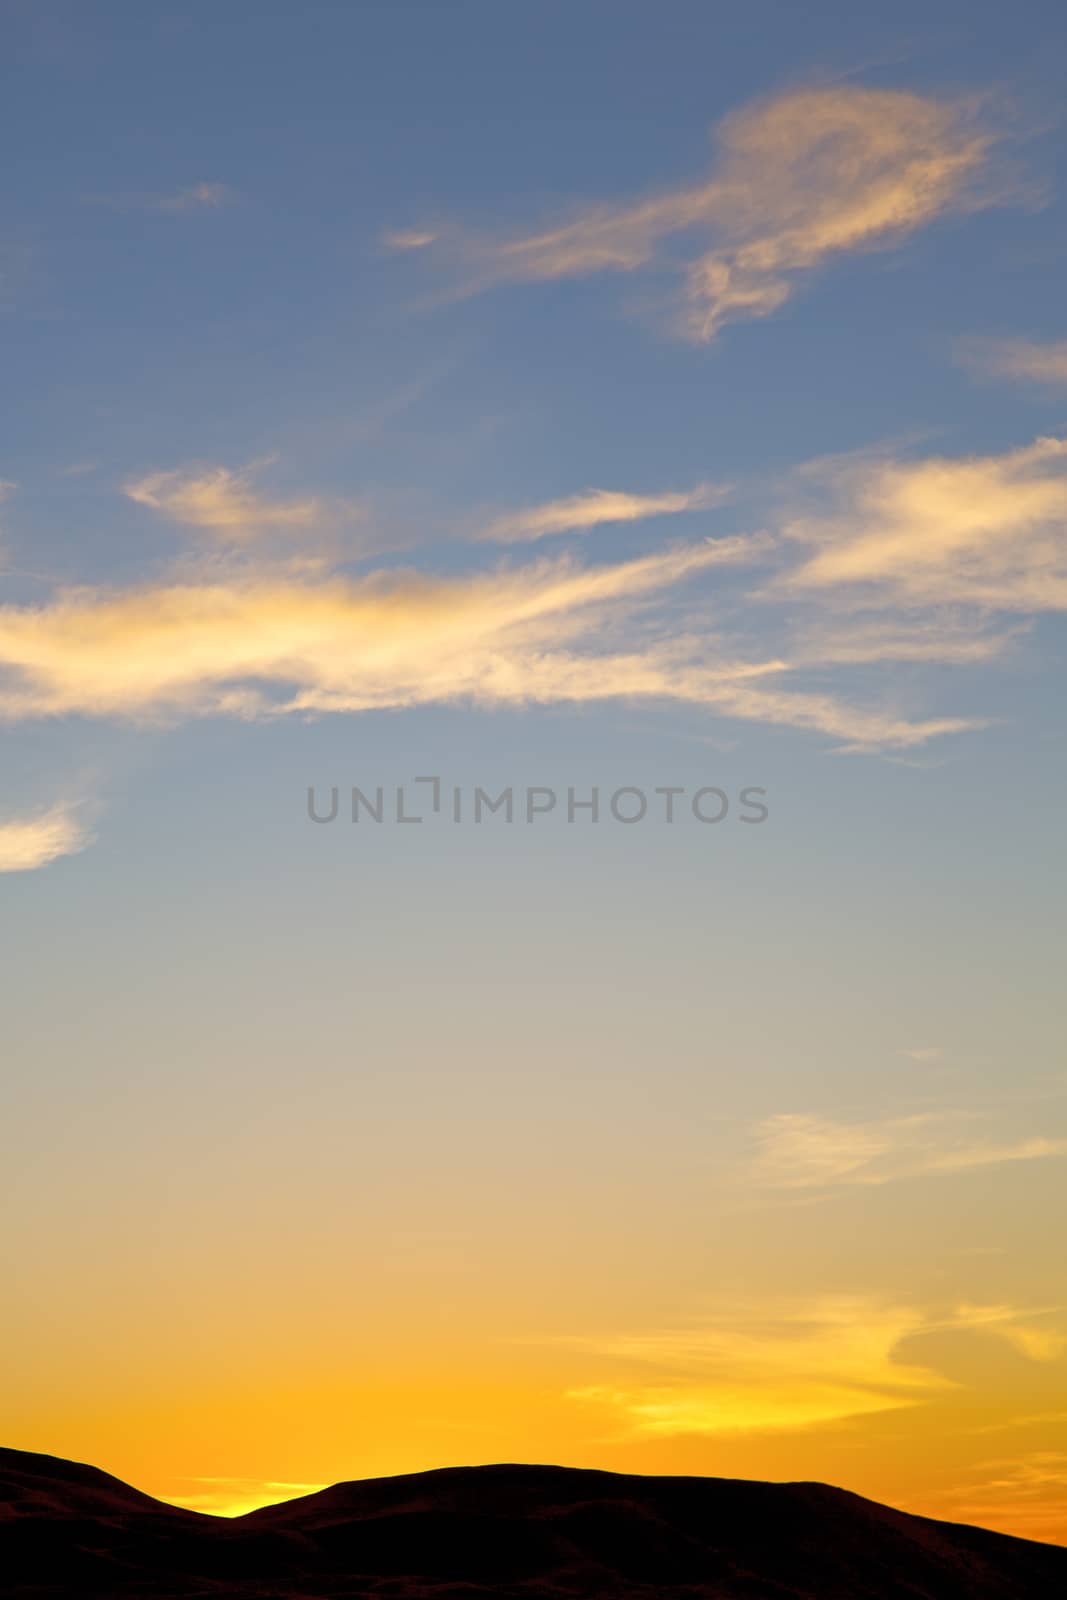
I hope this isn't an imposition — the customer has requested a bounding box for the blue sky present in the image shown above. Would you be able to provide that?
[2,0,1067,1538]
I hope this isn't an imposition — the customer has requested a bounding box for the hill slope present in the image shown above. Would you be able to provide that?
[2,1446,1064,1598]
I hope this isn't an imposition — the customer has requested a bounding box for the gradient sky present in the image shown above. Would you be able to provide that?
[2,0,1066,1544]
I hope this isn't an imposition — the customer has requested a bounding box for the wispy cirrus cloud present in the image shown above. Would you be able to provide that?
[565,1296,950,1436]
[383,228,439,251]
[928,1451,1067,1543]
[950,1305,1067,1363]
[0,435,1006,752]
[0,539,755,721]
[16,422,1050,762]
[959,336,1067,386]
[151,181,232,213]
[475,482,724,543]
[791,615,1025,666]
[561,1297,1064,1440]
[392,86,1002,341]
[18,425,1056,762]
[87,181,233,214]
[780,434,1067,610]
[0,803,91,872]
[125,462,321,542]
[0,532,976,748]
[747,1110,1067,1191]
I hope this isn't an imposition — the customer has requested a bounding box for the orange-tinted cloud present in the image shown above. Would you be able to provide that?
[0,536,978,748]
[125,462,321,542]
[0,803,91,872]
[781,435,1067,609]
[565,1296,951,1436]
[748,1111,1067,1190]
[476,483,723,543]
[393,87,999,340]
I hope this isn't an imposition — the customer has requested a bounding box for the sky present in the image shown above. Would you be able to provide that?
[2,0,1066,1544]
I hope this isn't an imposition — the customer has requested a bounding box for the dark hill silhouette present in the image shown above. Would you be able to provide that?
[2,1446,1064,1598]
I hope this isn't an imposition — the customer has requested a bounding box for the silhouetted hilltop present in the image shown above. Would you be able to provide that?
[2,1447,1064,1597]
[0,1445,198,1521]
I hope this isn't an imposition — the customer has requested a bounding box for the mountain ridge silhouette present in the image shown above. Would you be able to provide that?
[3,1445,1064,1597]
